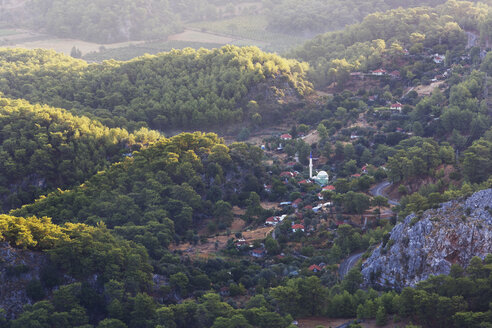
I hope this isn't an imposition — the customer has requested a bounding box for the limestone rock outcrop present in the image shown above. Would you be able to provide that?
[362,189,492,289]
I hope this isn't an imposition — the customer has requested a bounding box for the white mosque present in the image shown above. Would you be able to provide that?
[309,152,329,186]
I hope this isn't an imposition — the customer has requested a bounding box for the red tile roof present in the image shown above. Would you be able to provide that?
[309,264,323,272]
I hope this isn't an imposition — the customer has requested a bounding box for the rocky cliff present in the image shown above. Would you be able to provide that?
[361,188,492,289]
[0,242,47,318]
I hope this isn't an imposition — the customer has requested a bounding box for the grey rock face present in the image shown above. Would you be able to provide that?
[0,242,48,318]
[361,189,492,289]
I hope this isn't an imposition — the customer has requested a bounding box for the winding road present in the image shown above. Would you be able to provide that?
[339,252,364,278]
[370,181,400,206]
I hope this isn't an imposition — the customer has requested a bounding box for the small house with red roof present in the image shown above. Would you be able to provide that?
[433,54,445,64]
[351,173,361,178]
[292,224,305,232]
[265,217,278,226]
[280,133,292,140]
[390,102,403,111]
[309,264,323,273]
[323,185,336,191]
[372,69,387,76]
[361,165,368,173]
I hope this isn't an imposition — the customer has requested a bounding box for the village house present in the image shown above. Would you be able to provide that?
[280,133,292,140]
[292,224,305,232]
[309,264,323,273]
[390,102,403,111]
[322,185,336,191]
[372,69,387,76]
[433,54,445,64]
[280,171,295,179]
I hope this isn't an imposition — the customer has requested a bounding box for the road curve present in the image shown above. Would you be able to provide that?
[370,181,400,206]
[339,252,364,279]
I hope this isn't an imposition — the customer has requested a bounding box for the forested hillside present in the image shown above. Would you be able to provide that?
[11,132,266,250]
[0,46,311,131]
[0,97,160,212]
[291,1,487,86]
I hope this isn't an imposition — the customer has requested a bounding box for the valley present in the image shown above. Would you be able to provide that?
[0,1,491,328]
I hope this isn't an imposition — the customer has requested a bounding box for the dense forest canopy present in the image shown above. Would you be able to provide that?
[0,46,311,132]
[0,97,160,212]
[11,132,266,250]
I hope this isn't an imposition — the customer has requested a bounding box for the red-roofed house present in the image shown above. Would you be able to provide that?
[390,102,403,111]
[292,224,305,232]
[433,54,445,64]
[351,173,361,178]
[303,205,313,211]
[265,217,278,226]
[309,264,323,273]
[281,134,292,140]
[323,185,336,191]
[298,179,312,185]
[280,171,294,178]
[361,165,368,173]
[372,69,387,76]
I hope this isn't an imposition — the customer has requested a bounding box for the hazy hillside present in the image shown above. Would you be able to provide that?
[291,1,487,86]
